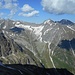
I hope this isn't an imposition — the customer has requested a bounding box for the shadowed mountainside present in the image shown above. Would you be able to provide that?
[0,64,74,75]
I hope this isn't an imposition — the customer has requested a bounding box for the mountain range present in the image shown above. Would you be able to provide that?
[0,19,75,75]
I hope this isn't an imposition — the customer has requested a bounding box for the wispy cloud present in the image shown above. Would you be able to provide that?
[0,12,4,17]
[19,10,39,17]
[21,4,34,12]
[41,0,75,14]
[0,2,3,9]
[0,0,18,18]
[19,4,39,17]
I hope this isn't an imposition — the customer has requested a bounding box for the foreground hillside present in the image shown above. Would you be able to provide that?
[0,64,74,75]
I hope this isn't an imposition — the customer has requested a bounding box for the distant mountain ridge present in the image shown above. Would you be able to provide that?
[55,19,74,25]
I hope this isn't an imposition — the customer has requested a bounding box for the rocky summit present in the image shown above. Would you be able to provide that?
[0,19,75,75]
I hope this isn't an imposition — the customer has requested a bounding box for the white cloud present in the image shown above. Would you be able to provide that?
[4,2,18,18]
[21,4,34,12]
[4,0,12,3]
[4,0,17,3]
[0,2,2,8]
[4,3,18,12]
[4,3,13,9]
[0,13,4,17]
[19,10,39,17]
[0,0,18,18]
[19,4,39,17]
[13,0,17,2]
[41,0,75,14]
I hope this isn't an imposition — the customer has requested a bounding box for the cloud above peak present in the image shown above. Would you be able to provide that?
[19,4,39,17]
[41,0,75,14]
[19,10,39,17]
[21,4,34,12]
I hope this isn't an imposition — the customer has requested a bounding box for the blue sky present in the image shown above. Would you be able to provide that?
[0,0,75,23]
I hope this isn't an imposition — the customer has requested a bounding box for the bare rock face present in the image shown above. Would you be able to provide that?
[0,31,20,57]
[55,19,74,25]
[0,19,75,74]
[0,31,41,66]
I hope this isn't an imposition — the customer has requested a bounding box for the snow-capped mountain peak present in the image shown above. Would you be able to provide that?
[44,19,54,25]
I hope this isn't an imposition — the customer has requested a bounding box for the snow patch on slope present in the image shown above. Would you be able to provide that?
[50,56,56,68]
[10,33,15,37]
[44,28,53,35]
[31,26,44,42]
[16,22,20,25]
[44,20,52,25]
[15,23,44,42]
[15,24,32,31]
[3,25,6,29]
[31,26,44,35]
[13,22,15,24]
[67,26,75,31]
